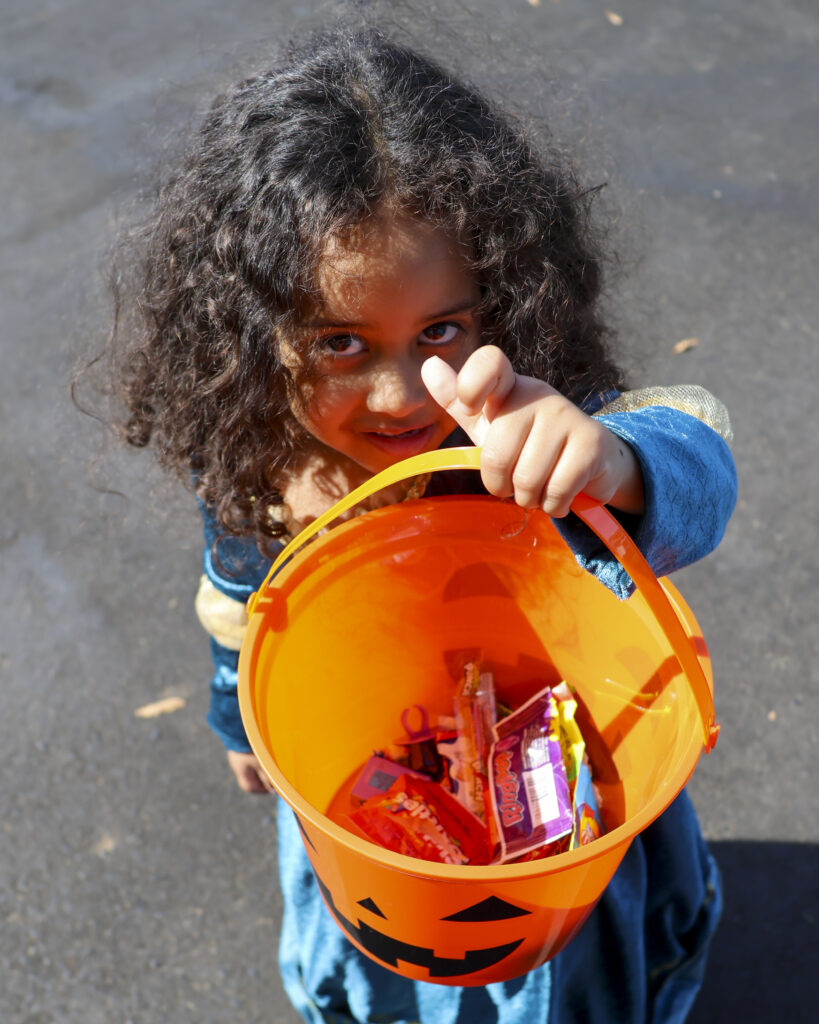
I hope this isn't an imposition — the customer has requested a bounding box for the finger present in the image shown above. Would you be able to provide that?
[228,751,272,794]
[236,769,259,793]
[421,356,491,445]
[539,419,626,516]
[479,411,535,498]
[536,435,596,518]
[455,346,517,418]
[243,767,272,794]
[506,420,564,509]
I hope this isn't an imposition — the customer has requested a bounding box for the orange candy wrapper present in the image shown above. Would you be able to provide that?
[348,774,490,866]
[439,661,497,825]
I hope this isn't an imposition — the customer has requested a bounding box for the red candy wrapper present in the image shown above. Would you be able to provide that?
[349,775,490,865]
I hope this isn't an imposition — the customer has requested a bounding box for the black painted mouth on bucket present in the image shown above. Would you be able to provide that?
[314,873,525,978]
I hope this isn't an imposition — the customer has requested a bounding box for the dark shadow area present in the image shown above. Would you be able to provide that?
[692,841,818,1023]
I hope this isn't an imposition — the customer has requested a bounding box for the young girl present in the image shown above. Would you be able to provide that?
[107,24,737,1024]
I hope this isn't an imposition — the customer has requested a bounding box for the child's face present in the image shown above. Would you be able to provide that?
[285,212,481,474]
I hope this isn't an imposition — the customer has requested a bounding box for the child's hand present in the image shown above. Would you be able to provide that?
[226,750,274,794]
[422,347,644,517]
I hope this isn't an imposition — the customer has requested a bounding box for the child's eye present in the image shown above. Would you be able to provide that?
[419,322,459,345]
[322,334,366,356]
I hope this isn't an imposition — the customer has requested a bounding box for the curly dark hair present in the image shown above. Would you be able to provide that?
[108,25,625,549]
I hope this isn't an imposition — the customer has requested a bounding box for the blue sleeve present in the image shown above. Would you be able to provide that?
[554,405,737,599]
[198,499,273,752]
[206,642,252,753]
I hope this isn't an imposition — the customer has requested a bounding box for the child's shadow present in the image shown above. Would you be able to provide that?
[692,840,818,1023]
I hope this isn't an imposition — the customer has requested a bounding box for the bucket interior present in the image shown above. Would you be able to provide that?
[243,496,708,838]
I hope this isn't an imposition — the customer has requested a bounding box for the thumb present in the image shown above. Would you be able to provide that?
[421,356,490,446]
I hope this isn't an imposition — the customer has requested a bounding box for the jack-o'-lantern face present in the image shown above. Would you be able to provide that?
[294,812,596,985]
[294,815,535,982]
[314,872,529,978]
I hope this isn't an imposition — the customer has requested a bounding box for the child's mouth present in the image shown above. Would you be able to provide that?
[363,424,436,456]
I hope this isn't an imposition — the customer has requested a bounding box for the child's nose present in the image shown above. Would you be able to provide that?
[365,359,427,416]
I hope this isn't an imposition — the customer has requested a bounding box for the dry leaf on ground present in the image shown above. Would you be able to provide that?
[673,337,700,354]
[605,10,624,25]
[134,696,187,718]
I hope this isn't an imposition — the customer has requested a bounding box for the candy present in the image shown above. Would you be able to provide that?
[551,682,605,850]
[345,678,604,867]
[396,704,446,780]
[553,682,585,789]
[349,775,490,865]
[448,661,497,824]
[488,686,573,862]
[570,757,605,848]
[351,753,428,804]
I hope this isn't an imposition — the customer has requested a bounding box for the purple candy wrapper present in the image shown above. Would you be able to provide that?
[488,686,573,862]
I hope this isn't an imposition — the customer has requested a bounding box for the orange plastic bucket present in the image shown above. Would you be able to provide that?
[238,447,718,986]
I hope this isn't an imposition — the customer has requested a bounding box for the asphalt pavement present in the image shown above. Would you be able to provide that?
[2,1,817,1021]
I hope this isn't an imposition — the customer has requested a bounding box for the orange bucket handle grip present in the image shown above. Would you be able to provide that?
[248,447,719,752]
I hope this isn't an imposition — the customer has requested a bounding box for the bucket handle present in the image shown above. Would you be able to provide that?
[248,447,719,752]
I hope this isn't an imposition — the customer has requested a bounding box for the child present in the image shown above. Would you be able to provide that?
[107,24,737,1024]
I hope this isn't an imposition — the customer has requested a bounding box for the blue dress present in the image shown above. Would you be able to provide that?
[198,403,737,1024]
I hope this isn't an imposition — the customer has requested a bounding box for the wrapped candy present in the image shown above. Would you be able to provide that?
[488,686,573,862]
[349,774,490,865]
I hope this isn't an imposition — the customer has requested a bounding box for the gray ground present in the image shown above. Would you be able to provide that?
[2,0,817,1021]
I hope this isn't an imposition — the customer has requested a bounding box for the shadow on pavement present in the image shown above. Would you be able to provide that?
[693,841,818,1023]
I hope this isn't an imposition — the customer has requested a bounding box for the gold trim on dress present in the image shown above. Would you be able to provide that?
[596,385,733,445]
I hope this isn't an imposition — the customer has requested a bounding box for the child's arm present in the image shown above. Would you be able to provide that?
[423,347,737,598]
[195,507,276,793]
